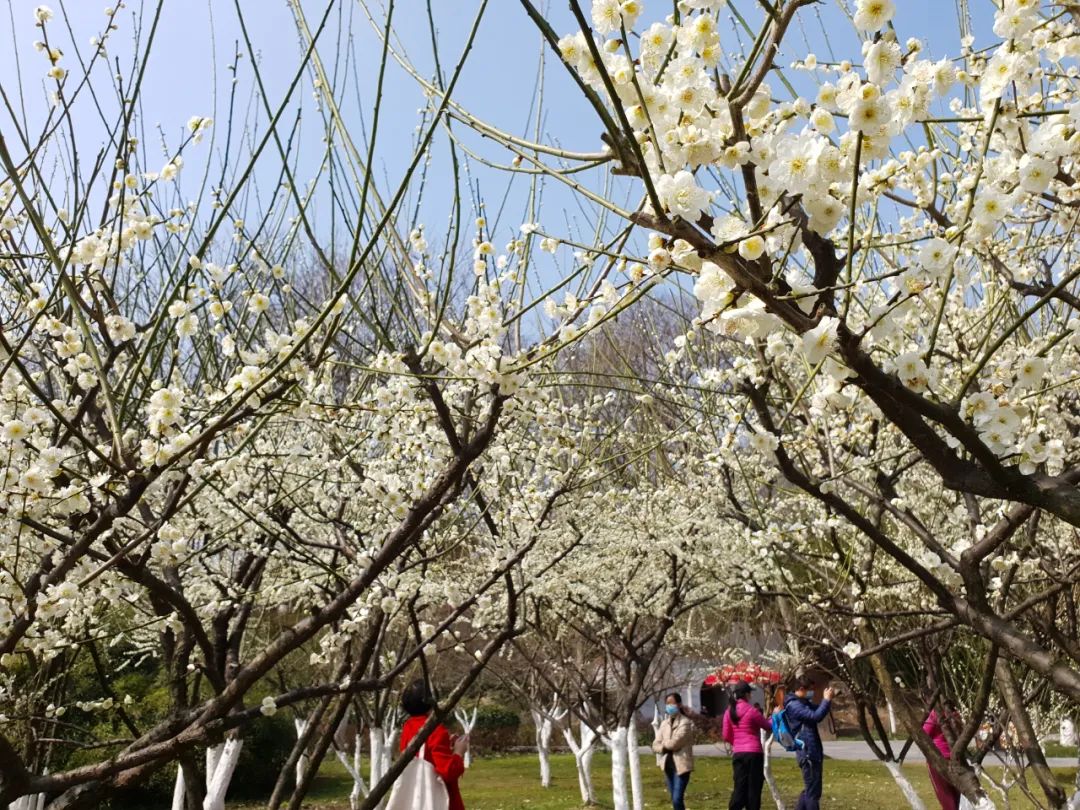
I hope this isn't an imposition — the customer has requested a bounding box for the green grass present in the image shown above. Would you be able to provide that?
[1042,742,1078,759]
[252,752,1076,809]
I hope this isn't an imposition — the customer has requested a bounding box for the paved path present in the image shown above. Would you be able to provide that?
[640,740,1077,768]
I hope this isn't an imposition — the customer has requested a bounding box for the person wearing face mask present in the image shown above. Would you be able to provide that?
[780,676,834,810]
[651,693,695,810]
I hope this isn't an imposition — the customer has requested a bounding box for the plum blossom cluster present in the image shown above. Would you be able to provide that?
[555,0,1080,486]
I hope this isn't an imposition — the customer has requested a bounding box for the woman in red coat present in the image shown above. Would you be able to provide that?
[398,680,469,810]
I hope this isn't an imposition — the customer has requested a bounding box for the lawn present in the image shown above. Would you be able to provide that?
[1042,742,1079,759]
[260,752,1077,809]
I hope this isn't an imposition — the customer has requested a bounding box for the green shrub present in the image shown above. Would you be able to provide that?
[103,713,295,808]
[229,713,295,798]
[460,706,521,752]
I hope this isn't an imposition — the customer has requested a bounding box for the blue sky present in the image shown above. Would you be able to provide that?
[0,0,994,259]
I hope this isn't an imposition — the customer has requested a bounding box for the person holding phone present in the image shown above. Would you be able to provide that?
[398,680,469,810]
[781,676,834,810]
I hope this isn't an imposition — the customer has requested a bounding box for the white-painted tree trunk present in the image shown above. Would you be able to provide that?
[171,765,187,810]
[626,726,644,810]
[205,744,221,791]
[762,732,787,810]
[888,701,898,735]
[203,738,243,810]
[883,760,927,810]
[384,717,401,775]
[333,731,366,810]
[563,720,597,804]
[167,746,244,810]
[972,766,1006,809]
[9,793,46,810]
[294,718,310,790]
[454,707,479,769]
[581,730,598,803]
[531,708,554,787]
[369,726,387,804]
[360,721,399,810]
[1062,718,1077,747]
[605,725,630,810]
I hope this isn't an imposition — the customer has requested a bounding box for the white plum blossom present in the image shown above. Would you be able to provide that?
[801,318,840,365]
[1014,356,1047,390]
[656,171,712,221]
[1018,155,1054,194]
[917,238,956,276]
[738,235,766,262]
[748,430,779,457]
[853,0,895,32]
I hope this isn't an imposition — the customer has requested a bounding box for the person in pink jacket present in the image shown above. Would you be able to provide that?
[923,704,961,810]
[722,681,773,810]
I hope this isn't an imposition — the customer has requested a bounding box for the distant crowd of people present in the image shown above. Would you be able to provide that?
[384,676,963,810]
[653,675,835,810]
[654,677,962,810]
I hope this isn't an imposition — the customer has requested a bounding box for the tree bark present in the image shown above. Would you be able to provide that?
[865,647,991,804]
[995,657,1066,808]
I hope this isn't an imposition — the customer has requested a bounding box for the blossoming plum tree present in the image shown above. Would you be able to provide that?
[0,2,647,808]
[449,1,1080,806]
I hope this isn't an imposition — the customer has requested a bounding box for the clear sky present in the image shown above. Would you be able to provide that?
[0,0,995,254]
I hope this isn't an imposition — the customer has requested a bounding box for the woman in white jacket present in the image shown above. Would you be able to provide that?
[651,693,695,810]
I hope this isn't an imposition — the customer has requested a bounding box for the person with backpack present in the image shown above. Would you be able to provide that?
[923,701,961,810]
[651,692,695,810]
[393,680,468,810]
[781,676,834,810]
[722,681,773,810]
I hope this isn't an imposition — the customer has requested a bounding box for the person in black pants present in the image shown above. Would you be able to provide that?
[782,677,834,810]
[722,681,773,810]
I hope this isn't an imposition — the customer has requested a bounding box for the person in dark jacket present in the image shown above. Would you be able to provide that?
[782,676,834,810]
